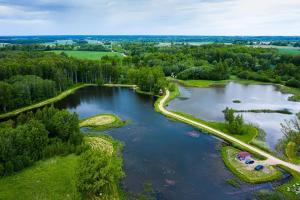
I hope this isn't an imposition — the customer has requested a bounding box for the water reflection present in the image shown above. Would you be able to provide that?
[168,82,300,149]
[55,86,276,199]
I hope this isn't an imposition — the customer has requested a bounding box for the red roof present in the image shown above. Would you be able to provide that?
[238,151,250,158]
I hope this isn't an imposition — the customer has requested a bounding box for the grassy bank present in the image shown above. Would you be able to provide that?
[50,50,122,60]
[278,85,300,102]
[286,142,300,164]
[0,83,96,120]
[171,77,300,102]
[0,135,125,200]
[0,155,80,200]
[170,76,271,88]
[80,113,126,131]
[221,146,282,183]
[277,166,300,200]
[155,84,258,144]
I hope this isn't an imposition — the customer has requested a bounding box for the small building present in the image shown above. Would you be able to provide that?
[159,89,163,96]
[237,151,251,161]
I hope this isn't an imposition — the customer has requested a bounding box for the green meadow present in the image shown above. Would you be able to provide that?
[50,50,122,60]
[277,48,300,55]
[0,155,80,200]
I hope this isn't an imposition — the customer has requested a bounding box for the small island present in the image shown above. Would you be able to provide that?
[79,114,126,130]
[233,100,242,103]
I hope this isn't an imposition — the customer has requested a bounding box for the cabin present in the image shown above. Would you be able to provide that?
[237,151,251,161]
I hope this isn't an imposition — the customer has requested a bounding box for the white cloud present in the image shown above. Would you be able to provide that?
[0,0,299,35]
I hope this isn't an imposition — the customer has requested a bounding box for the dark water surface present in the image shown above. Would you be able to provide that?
[55,86,272,200]
[168,82,300,149]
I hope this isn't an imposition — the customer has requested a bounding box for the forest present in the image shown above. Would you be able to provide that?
[0,51,165,113]
[1,43,300,113]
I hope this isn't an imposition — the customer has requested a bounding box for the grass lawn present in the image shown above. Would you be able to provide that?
[50,50,122,60]
[0,155,80,200]
[79,113,126,131]
[221,146,282,183]
[277,48,300,55]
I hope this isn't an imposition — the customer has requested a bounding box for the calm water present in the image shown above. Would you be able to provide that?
[168,82,300,149]
[55,86,273,200]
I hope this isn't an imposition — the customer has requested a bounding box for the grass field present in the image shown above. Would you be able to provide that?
[50,50,122,60]
[277,48,300,55]
[221,146,282,183]
[0,155,80,200]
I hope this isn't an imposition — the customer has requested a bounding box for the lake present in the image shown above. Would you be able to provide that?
[55,86,274,199]
[168,82,300,150]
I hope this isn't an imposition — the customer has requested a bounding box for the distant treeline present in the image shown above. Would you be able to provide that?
[1,43,300,113]
[121,43,300,86]
[0,43,110,52]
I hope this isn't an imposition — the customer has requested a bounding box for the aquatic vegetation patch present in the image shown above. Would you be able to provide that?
[79,113,126,130]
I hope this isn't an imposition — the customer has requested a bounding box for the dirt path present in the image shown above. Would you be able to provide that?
[158,89,300,173]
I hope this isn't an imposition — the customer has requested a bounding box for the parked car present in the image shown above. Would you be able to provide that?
[255,165,264,171]
[245,159,255,165]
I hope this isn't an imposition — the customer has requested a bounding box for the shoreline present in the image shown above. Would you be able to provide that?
[0,83,137,121]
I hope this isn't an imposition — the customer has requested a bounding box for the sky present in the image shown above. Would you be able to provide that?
[0,0,300,36]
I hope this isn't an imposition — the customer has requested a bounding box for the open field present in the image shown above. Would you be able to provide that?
[221,146,282,183]
[277,48,300,55]
[50,50,122,60]
[253,45,300,55]
[0,155,80,200]
[79,113,126,131]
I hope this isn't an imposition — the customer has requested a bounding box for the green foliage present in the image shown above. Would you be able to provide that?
[76,139,125,199]
[128,67,166,94]
[286,78,300,88]
[0,120,48,175]
[0,106,83,176]
[177,65,229,80]
[0,75,57,113]
[277,119,300,163]
[224,107,245,135]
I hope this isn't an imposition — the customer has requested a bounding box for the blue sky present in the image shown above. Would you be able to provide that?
[0,0,299,36]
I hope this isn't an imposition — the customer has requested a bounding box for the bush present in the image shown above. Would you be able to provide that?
[286,78,300,88]
[76,149,125,198]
